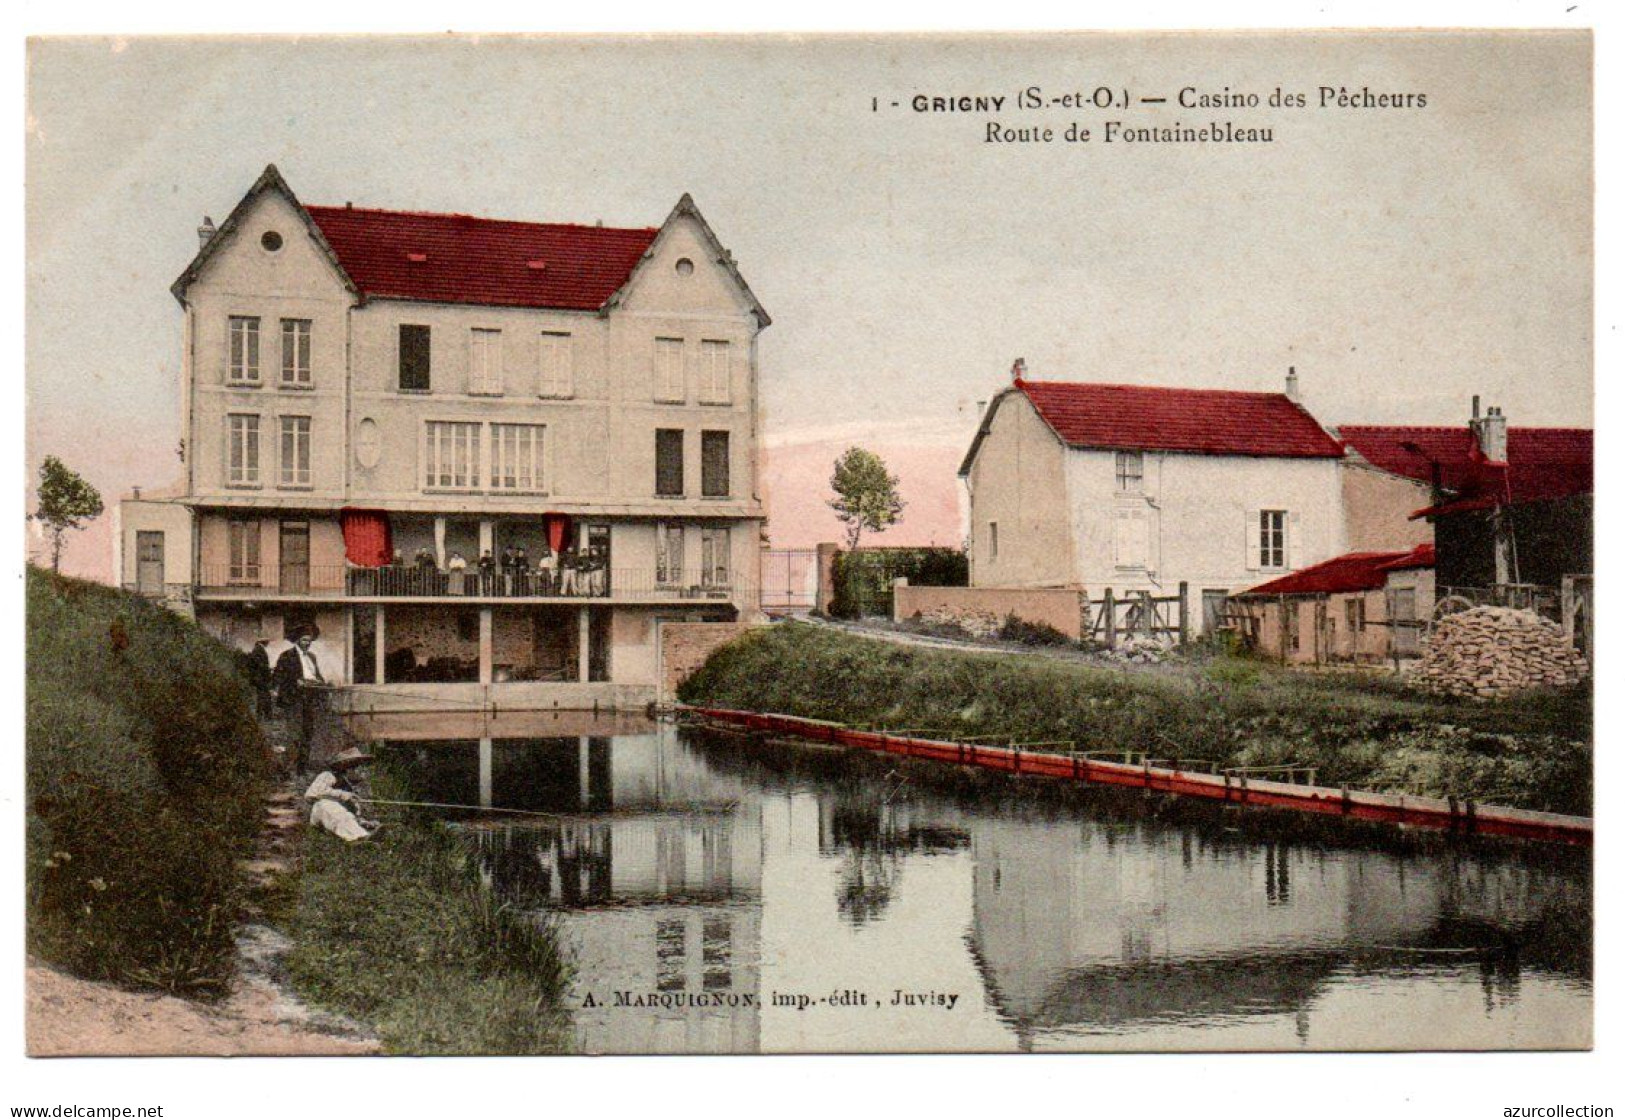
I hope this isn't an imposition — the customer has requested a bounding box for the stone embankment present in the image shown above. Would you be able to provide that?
[1415,607,1589,699]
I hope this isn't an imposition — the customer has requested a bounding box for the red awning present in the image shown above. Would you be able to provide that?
[541,511,572,553]
[341,508,393,567]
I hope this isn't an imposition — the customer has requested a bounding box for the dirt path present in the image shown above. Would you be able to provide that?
[28,783,380,1057]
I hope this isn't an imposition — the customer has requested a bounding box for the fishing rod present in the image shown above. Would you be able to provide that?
[358,796,742,821]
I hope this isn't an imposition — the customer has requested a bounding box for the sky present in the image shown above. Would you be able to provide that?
[25,31,1592,575]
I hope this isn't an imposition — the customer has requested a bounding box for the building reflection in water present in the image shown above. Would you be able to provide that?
[371,724,1590,1053]
[387,727,764,1055]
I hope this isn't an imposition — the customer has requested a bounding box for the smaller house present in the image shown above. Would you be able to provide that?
[1234,542,1434,664]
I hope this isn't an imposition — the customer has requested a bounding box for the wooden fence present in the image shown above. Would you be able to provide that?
[1087,583,1190,649]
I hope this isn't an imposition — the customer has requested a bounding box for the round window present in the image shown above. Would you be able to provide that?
[261,230,284,252]
[675,257,694,276]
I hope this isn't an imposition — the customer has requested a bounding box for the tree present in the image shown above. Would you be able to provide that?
[828,447,904,550]
[34,456,104,573]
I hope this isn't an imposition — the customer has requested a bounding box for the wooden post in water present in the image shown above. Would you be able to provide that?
[1103,588,1116,650]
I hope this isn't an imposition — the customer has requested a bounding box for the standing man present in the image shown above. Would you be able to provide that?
[247,638,274,717]
[274,626,326,773]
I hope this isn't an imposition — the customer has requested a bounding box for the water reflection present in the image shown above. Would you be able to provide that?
[366,720,1591,1054]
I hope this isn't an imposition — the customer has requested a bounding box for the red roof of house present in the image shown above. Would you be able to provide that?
[1239,543,1434,597]
[304,205,659,311]
[1339,425,1593,515]
[1015,380,1345,459]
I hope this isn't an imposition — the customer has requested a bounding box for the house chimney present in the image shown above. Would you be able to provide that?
[1471,394,1481,420]
[1474,404,1509,462]
[1011,357,1026,383]
[196,216,216,250]
[1285,365,1301,403]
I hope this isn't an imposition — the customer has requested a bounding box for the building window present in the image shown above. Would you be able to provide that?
[280,319,312,386]
[469,328,503,395]
[279,416,311,487]
[1346,597,1365,632]
[539,331,573,398]
[1258,510,1287,570]
[654,337,685,402]
[656,523,685,586]
[227,414,260,486]
[1113,508,1150,569]
[229,316,261,383]
[701,431,730,497]
[699,340,732,404]
[655,428,684,497]
[701,527,731,588]
[490,423,544,492]
[989,521,998,561]
[399,324,431,391]
[1115,450,1144,491]
[425,420,481,490]
[228,520,261,584]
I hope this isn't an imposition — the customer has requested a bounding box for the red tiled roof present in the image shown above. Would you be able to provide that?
[304,205,659,311]
[1015,380,1345,459]
[1340,425,1593,514]
[1239,545,1433,598]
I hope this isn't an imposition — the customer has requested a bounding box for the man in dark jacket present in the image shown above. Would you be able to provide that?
[246,639,273,717]
[274,627,326,772]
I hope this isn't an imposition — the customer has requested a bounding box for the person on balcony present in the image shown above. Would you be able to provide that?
[477,549,496,596]
[558,551,580,597]
[514,545,531,595]
[447,550,467,595]
[536,549,557,596]
[500,545,518,596]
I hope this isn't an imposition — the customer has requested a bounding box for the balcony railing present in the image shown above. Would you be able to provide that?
[194,563,748,602]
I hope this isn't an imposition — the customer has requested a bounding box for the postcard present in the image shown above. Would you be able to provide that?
[22,29,1592,1064]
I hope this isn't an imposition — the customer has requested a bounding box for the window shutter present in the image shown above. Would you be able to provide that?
[1245,508,1260,571]
[1287,511,1302,571]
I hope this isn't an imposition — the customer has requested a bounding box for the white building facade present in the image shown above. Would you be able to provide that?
[120,165,769,709]
[960,375,1347,634]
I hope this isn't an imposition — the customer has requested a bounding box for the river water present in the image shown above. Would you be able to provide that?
[355,714,1591,1054]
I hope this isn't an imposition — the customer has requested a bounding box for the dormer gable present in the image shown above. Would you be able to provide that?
[608,194,770,328]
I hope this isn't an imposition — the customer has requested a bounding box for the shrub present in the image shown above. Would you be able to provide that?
[828,547,968,618]
[26,568,271,995]
[997,614,1072,646]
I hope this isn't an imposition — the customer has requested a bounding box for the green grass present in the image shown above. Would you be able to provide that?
[678,623,1592,815]
[26,567,271,995]
[282,803,572,1055]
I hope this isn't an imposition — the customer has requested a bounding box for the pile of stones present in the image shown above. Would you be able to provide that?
[1100,635,1171,664]
[1415,606,1589,698]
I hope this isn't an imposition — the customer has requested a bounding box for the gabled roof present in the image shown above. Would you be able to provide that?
[1339,425,1593,516]
[1237,544,1433,598]
[173,167,769,322]
[304,206,658,311]
[961,379,1343,475]
[170,164,358,304]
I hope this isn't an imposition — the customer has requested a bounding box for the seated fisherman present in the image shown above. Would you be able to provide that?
[304,747,381,842]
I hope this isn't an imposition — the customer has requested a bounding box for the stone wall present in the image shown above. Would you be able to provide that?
[893,584,1087,639]
[661,621,749,700]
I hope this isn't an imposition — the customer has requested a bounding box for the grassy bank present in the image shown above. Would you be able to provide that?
[282,800,572,1055]
[679,623,1592,815]
[26,568,271,995]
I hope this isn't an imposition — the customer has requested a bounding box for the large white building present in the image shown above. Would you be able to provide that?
[119,165,769,709]
[958,370,1350,633]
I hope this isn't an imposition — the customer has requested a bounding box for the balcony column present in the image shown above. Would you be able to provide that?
[434,516,447,569]
[478,735,493,809]
[374,607,387,685]
[578,606,592,682]
[478,519,494,557]
[578,735,591,808]
[479,608,494,685]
